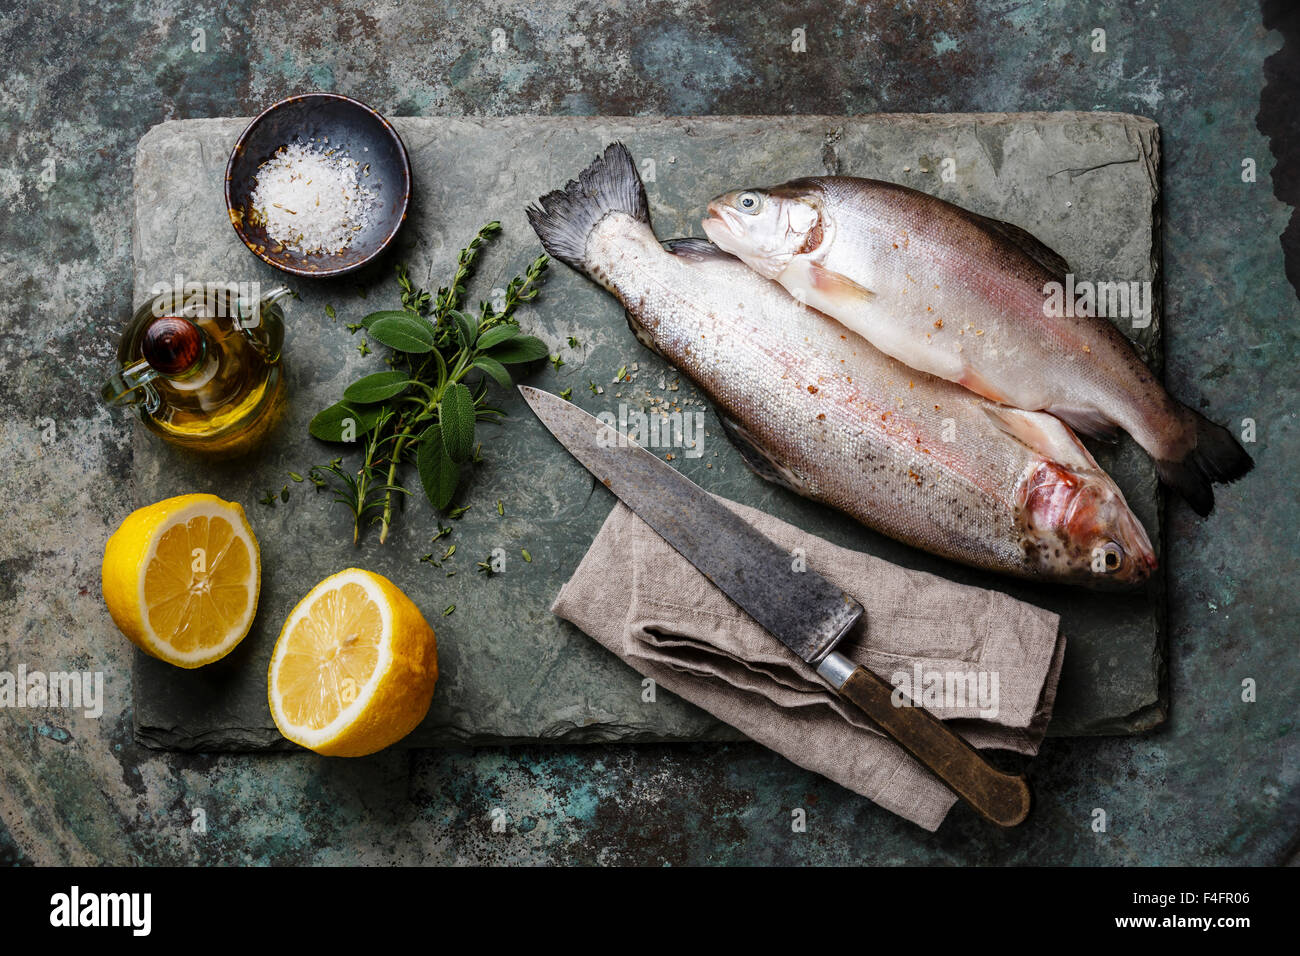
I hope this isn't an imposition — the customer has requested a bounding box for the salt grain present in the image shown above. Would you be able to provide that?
[249,142,379,255]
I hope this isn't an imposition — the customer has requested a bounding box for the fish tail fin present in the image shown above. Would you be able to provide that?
[1155,409,1254,517]
[526,142,649,273]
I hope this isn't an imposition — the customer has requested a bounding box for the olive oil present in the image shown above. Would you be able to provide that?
[103,284,291,457]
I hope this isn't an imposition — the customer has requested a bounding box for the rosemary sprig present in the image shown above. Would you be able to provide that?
[306,224,549,544]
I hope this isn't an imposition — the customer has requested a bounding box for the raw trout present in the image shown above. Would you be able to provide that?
[702,176,1252,516]
[527,144,1156,587]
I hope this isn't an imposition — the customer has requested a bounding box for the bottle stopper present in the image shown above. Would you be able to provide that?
[141,316,204,376]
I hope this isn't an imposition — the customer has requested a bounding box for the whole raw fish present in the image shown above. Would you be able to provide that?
[702,176,1252,515]
[527,144,1156,587]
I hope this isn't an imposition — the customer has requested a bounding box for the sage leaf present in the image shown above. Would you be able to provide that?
[360,309,410,330]
[368,313,437,353]
[475,324,520,350]
[488,334,549,364]
[343,370,410,403]
[416,424,460,511]
[439,382,476,463]
[471,355,513,388]
[451,310,477,350]
[309,401,383,442]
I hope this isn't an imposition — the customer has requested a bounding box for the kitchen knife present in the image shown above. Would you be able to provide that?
[520,385,1031,827]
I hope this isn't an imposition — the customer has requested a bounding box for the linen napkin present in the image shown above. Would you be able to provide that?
[551,496,1066,831]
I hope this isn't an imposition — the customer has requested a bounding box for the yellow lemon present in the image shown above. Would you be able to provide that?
[102,494,260,668]
[268,569,438,757]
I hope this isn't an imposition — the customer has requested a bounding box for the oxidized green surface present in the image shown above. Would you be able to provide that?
[0,1,1294,864]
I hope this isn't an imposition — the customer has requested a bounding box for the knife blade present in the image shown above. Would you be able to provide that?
[521,385,1031,827]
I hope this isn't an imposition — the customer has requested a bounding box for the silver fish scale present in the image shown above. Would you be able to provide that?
[584,216,1046,578]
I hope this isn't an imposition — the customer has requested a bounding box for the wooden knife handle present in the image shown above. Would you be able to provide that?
[827,657,1032,827]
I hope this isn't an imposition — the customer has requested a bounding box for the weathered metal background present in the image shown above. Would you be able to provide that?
[1,1,1294,865]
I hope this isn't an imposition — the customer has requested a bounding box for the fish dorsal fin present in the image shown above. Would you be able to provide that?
[719,416,809,494]
[663,237,738,262]
[968,212,1070,279]
[804,261,876,303]
[983,405,1098,470]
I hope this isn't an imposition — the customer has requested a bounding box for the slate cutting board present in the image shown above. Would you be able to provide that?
[130,113,1166,750]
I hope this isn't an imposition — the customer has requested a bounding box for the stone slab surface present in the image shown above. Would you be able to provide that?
[132,113,1165,750]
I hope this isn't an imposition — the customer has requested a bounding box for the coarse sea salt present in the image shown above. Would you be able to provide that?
[249,141,379,255]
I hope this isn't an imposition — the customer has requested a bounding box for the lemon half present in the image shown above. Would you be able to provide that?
[102,493,260,668]
[268,569,438,757]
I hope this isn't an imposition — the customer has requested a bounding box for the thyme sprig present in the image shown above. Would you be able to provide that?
[307,223,549,544]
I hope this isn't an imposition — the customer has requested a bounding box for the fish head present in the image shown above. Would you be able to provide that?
[703,183,825,279]
[1019,460,1158,588]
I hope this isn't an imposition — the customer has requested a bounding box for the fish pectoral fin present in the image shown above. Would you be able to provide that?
[719,416,810,494]
[982,405,1100,471]
[1046,404,1122,441]
[804,261,877,304]
[956,365,1011,404]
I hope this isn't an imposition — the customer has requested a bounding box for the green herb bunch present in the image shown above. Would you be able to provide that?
[307,222,549,544]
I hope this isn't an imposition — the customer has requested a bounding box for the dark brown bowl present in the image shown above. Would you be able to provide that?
[224,93,411,277]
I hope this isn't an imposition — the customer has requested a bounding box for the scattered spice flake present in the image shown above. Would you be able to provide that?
[807,385,819,394]
[521,548,532,563]
[324,304,336,320]
[933,318,943,329]
[443,605,456,617]
[448,504,472,519]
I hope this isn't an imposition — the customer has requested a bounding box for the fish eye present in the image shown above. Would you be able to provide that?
[737,191,762,214]
[1097,542,1124,573]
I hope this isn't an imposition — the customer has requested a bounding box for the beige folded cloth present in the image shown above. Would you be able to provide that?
[552,496,1066,831]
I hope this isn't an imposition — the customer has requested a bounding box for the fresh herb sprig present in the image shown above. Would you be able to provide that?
[307,222,549,544]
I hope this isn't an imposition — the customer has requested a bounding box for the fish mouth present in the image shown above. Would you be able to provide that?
[1020,460,1157,587]
[702,200,737,238]
[1113,507,1158,577]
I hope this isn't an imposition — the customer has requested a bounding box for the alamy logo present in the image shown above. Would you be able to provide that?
[49,886,151,936]
[1042,273,1152,328]
[890,664,1000,718]
[148,275,264,324]
[595,404,706,458]
[0,667,103,718]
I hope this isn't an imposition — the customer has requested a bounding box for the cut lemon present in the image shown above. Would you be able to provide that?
[102,493,260,668]
[268,569,438,757]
